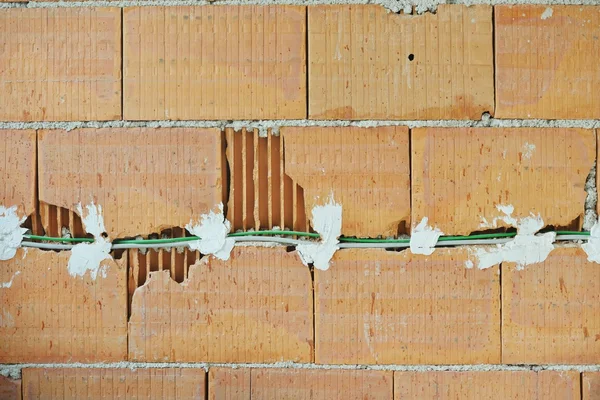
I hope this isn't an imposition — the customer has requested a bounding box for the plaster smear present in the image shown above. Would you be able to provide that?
[0,271,20,288]
[468,205,555,270]
[186,203,235,261]
[541,7,553,19]
[67,202,112,280]
[297,195,342,271]
[409,217,443,256]
[0,206,27,261]
[582,219,600,263]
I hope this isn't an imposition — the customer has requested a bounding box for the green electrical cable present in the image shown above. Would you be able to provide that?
[228,230,320,238]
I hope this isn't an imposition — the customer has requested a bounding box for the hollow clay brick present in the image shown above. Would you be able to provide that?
[123,6,306,120]
[0,249,127,363]
[0,8,121,121]
[251,369,393,400]
[502,247,600,364]
[38,128,225,238]
[282,126,411,236]
[22,368,205,400]
[208,368,250,400]
[128,247,313,363]
[584,372,600,400]
[308,5,494,120]
[495,5,600,119]
[0,130,36,218]
[314,248,500,364]
[0,376,21,400]
[394,371,580,399]
[411,127,594,235]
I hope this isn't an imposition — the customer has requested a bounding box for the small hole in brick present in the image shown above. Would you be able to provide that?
[408,54,415,61]
[101,232,108,239]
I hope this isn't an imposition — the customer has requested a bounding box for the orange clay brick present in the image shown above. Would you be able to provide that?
[0,8,121,121]
[0,376,21,400]
[411,127,594,235]
[251,369,393,400]
[0,130,36,218]
[0,249,126,363]
[495,5,600,119]
[314,248,500,365]
[394,371,580,399]
[22,368,205,399]
[208,368,250,400]
[38,128,225,238]
[308,5,493,120]
[502,247,600,364]
[123,6,306,120]
[282,126,410,237]
[584,372,600,400]
[128,247,313,363]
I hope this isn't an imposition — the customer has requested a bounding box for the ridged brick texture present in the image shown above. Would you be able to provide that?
[314,248,500,364]
[411,127,595,235]
[208,368,251,400]
[0,8,121,121]
[0,376,21,400]
[22,368,206,399]
[38,128,225,238]
[502,247,600,364]
[128,247,313,363]
[225,128,307,232]
[123,6,306,120]
[584,372,600,400]
[0,130,36,218]
[394,371,580,399]
[283,126,411,237]
[0,249,127,363]
[495,5,600,119]
[308,5,494,120]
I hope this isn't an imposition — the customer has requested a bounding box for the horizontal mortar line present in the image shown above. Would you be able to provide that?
[0,0,596,9]
[1,119,599,131]
[2,362,600,375]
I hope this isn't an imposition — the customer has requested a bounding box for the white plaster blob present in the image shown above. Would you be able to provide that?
[0,206,27,261]
[582,219,600,263]
[297,196,342,271]
[67,202,112,280]
[522,142,536,159]
[0,271,20,288]
[541,7,553,20]
[186,203,235,261]
[409,217,443,256]
[469,206,555,270]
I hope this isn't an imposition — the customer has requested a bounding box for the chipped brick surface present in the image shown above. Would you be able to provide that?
[0,376,21,400]
[38,128,224,238]
[22,368,205,399]
[0,249,127,363]
[124,6,306,120]
[0,8,121,121]
[283,126,410,236]
[314,248,500,364]
[251,369,393,400]
[584,372,600,400]
[208,368,250,400]
[394,371,580,399]
[503,247,600,364]
[412,127,594,235]
[0,130,36,217]
[308,5,494,120]
[495,5,600,119]
[129,247,313,363]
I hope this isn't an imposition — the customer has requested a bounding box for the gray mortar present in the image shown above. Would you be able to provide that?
[583,161,598,231]
[0,0,599,11]
[2,362,600,379]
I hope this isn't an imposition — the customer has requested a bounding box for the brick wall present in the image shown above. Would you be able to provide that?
[1,2,600,399]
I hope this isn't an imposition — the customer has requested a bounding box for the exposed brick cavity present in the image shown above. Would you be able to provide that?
[283,126,411,237]
[412,127,595,235]
[128,247,313,363]
[502,247,600,364]
[0,249,127,363]
[308,5,494,120]
[314,248,501,364]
